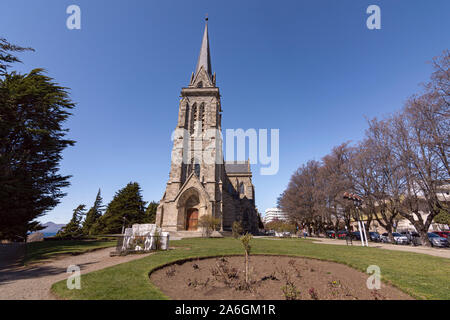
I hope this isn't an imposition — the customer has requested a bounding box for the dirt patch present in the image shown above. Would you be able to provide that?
[150,255,413,300]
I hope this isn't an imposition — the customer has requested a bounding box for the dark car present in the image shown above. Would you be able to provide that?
[428,232,449,248]
[351,231,367,241]
[369,231,381,242]
[432,231,450,239]
[326,230,336,239]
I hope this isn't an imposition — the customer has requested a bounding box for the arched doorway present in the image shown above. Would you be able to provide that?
[184,193,200,231]
[186,208,199,231]
[176,187,207,231]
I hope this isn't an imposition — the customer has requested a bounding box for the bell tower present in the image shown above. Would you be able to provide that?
[156,18,224,232]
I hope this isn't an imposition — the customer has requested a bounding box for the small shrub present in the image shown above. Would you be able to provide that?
[240,233,253,284]
[309,288,319,300]
[235,279,251,291]
[328,280,341,288]
[198,215,221,238]
[281,282,300,300]
[186,278,210,289]
[370,290,385,300]
[210,258,239,286]
[232,221,243,238]
[287,259,302,278]
[165,265,176,277]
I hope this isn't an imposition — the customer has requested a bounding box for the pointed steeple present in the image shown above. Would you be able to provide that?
[194,17,212,79]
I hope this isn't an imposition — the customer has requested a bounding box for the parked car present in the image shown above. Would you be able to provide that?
[381,232,409,244]
[351,231,367,241]
[400,231,421,245]
[432,231,450,239]
[337,231,349,239]
[392,232,409,244]
[369,231,381,242]
[326,230,336,238]
[428,232,449,248]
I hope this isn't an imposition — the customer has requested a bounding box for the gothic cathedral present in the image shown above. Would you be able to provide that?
[156,20,259,235]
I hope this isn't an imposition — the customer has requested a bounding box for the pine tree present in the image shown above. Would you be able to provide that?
[144,201,159,224]
[0,38,75,241]
[0,37,34,76]
[91,182,147,234]
[57,205,86,238]
[82,189,104,235]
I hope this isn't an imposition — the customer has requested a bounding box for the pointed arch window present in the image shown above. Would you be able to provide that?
[188,158,201,177]
[190,104,197,134]
[200,103,205,131]
[227,183,233,195]
[194,163,200,177]
[239,182,245,194]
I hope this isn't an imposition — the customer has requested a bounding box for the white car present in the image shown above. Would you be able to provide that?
[381,232,409,244]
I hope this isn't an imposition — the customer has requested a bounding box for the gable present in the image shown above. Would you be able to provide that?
[190,66,214,88]
[174,172,210,205]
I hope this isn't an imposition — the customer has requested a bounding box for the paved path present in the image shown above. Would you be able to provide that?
[0,247,151,300]
[311,238,450,259]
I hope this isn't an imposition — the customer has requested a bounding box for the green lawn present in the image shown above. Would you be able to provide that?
[51,237,450,300]
[24,239,116,265]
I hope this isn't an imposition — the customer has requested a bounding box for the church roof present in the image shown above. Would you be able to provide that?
[194,18,212,79]
[225,161,251,174]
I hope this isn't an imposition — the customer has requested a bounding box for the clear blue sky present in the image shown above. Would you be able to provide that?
[1,0,449,223]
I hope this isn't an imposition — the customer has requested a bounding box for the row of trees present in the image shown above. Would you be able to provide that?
[0,38,75,241]
[57,182,158,238]
[278,50,449,246]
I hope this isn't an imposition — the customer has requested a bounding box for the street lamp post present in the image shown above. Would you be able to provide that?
[121,216,128,235]
[343,192,369,247]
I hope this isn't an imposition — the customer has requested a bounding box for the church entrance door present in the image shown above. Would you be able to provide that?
[186,208,199,231]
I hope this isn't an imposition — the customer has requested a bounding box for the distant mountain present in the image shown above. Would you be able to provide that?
[41,222,66,233]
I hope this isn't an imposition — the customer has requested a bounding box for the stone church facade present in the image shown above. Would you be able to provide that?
[155,20,259,234]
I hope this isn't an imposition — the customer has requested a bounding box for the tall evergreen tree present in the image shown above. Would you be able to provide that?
[144,201,159,224]
[91,182,147,234]
[82,189,104,235]
[0,38,75,241]
[0,38,34,76]
[56,204,86,238]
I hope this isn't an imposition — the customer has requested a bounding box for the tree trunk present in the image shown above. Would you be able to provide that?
[387,229,395,243]
[245,251,249,284]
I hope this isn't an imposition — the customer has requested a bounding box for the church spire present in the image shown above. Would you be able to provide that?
[194,17,212,79]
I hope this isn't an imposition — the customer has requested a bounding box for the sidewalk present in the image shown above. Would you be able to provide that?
[0,247,152,300]
[311,238,450,259]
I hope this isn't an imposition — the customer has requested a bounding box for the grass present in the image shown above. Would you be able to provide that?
[51,237,450,300]
[24,239,116,265]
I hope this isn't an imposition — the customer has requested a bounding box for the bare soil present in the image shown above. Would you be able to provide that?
[150,255,413,300]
